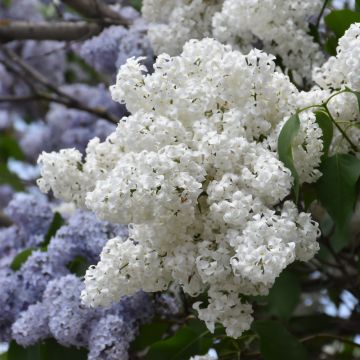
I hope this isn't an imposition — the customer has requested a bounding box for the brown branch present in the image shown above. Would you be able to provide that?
[300,333,360,348]
[62,0,132,26]
[0,212,12,227]
[0,92,119,124]
[0,20,102,42]
[0,95,41,103]
[1,48,119,124]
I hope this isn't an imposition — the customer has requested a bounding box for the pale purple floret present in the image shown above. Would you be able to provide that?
[0,270,19,342]
[11,302,50,346]
[0,0,43,21]
[16,251,68,307]
[20,84,125,161]
[0,185,15,210]
[44,275,98,348]
[88,315,135,360]
[21,41,66,85]
[48,211,128,266]
[5,193,53,247]
[79,7,153,75]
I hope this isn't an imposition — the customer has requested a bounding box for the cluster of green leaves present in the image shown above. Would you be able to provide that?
[323,0,360,54]
[0,340,86,360]
[278,89,360,252]
[0,133,25,191]
[126,270,306,360]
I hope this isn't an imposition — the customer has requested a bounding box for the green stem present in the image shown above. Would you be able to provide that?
[315,0,330,28]
[323,104,359,153]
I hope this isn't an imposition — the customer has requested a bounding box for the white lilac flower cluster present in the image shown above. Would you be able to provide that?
[38,39,321,337]
[142,0,324,79]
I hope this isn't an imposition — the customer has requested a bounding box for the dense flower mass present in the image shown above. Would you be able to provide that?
[38,38,322,337]
[142,0,324,79]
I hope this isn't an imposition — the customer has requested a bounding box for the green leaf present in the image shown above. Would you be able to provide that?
[324,35,338,56]
[252,320,308,360]
[350,90,360,113]
[325,10,360,38]
[0,352,7,360]
[290,314,335,334]
[315,111,333,160]
[302,184,317,211]
[267,271,301,320]
[128,0,142,11]
[278,113,300,200]
[67,256,90,277]
[10,248,35,271]
[39,339,87,360]
[132,322,169,351]
[146,324,212,360]
[7,340,87,360]
[356,0,360,12]
[2,0,12,9]
[41,212,65,248]
[316,154,360,251]
[0,135,24,162]
[0,163,25,191]
[7,341,43,360]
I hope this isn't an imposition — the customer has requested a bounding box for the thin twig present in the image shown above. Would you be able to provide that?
[0,20,102,42]
[315,0,330,28]
[1,48,119,123]
[238,333,360,359]
[0,212,12,227]
[62,0,132,26]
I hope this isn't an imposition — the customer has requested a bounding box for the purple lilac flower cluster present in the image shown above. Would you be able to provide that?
[0,194,160,359]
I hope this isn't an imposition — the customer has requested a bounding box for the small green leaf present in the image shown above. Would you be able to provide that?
[289,314,335,334]
[267,271,301,320]
[2,0,12,9]
[350,90,360,113]
[0,135,24,162]
[10,248,35,271]
[325,10,360,38]
[324,35,338,56]
[0,163,25,191]
[302,184,317,210]
[128,0,142,11]
[132,322,169,351]
[7,341,43,360]
[316,154,360,251]
[0,352,7,360]
[315,111,333,160]
[356,0,360,12]
[252,320,308,360]
[7,340,87,360]
[278,113,300,200]
[146,324,212,360]
[67,256,89,277]
[42,212,65,248]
